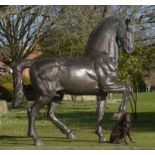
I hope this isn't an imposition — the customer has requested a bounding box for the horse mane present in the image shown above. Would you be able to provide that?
[85,16,123,56]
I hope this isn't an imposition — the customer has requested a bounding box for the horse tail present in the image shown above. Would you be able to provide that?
[12,59,34,107]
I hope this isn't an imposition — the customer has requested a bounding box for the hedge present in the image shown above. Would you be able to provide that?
[0,75,35,102]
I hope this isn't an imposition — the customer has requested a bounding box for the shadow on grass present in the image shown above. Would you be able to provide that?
[0,135,26,140]
[47,111,155,132]
[131,112,155,132]
[0,135,96,147]
[11,108,155,132]
[0,135,33,146]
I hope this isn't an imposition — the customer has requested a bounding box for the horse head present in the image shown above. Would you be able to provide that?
[116,17,134,54]
[85,16,134,61]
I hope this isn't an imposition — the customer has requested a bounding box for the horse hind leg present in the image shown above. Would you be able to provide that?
[47,99,76,140]
[27,96,52,146]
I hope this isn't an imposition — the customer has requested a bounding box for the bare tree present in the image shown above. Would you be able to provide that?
[0,6,52,66]
[0,6,15,19]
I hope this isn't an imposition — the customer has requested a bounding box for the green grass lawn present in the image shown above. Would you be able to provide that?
[0,92,155,149]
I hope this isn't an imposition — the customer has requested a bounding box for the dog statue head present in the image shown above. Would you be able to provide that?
[121,113,131,127]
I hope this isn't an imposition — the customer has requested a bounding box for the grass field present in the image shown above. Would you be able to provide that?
[0,92,155,149]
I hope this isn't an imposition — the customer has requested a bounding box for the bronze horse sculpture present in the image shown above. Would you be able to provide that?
[12,16,134,146]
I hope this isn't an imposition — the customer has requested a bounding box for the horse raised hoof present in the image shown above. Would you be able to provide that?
[112,112,124,120]
[66,132,76,140]
[34,139,44,146]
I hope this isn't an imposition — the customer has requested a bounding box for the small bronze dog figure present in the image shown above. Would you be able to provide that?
[110,113,135,144]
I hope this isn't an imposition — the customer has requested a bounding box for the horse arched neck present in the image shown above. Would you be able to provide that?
[85,29,119,67]
[105,31,119,65]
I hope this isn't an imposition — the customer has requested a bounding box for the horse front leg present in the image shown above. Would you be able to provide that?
[105,83,131,119]
[119,85,131,112]
[95,93,108,143]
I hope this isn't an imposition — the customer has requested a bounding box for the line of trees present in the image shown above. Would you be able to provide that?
[1,5,155,91]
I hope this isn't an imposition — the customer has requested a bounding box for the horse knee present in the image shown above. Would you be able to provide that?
[47,111,53,118]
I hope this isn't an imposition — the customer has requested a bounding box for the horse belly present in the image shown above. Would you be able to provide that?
[59,68,99,95]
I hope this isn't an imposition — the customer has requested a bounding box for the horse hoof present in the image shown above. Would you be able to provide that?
[99,137,107,143]
[113,113,123,120]
[67,132,76,140]
[34,140,44,146]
